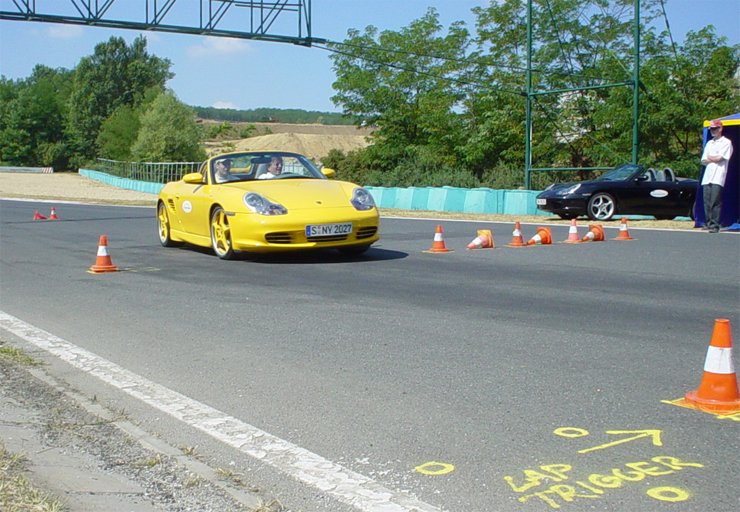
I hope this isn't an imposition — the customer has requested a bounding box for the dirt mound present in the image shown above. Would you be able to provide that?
[227,132,371,161]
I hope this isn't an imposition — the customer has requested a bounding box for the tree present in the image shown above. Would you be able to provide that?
[97,86,161,161]
[130,91,205,162]
[66,36,172,162]
[330,8,471,181]
[0,66,73,168]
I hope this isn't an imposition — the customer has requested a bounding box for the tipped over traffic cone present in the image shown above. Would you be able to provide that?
[684,319,740,413]
[582,224,605,242]
[527,226,552,246]
[33,210,47,221]
[562,219,581,243]
[48,207,59,220]
[506,221,526,247]
[467,229,494,250]
[424,224,452,253]
[612,218,633,240]
[89,235,119,273]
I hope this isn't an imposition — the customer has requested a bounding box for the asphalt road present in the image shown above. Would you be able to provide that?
[1,199,739,512]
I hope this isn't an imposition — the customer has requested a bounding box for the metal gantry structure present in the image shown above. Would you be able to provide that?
[0,0,326,46]
[524,0,641,188]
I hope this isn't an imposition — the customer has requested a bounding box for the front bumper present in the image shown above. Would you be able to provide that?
[229,208,380,253]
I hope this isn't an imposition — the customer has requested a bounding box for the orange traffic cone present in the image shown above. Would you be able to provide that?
[506,221,526,247]
[33,210,47,221]
[467,229,494,250]
[612,218,633,240]
[582,224,605,242]
[527,226,552,245]
[89,235,119,273]
[684,319,740,413]
[49,207,59,220]
[424,224,452,253]
[562,219,581,243]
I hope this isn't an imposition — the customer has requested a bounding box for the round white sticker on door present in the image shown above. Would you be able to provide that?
[182,200,192,213]
[650,190,668,198]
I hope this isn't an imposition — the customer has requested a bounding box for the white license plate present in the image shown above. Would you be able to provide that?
[536,198,547,206]
[305,222,353,237]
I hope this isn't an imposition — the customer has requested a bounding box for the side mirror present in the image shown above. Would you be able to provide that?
[321,167,336,179]
[635,174,649,182]
[183,172,204,184]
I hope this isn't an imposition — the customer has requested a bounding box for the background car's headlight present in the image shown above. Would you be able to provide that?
[243,193,287,215]
[556,184,581,196]
[350,187,375,210]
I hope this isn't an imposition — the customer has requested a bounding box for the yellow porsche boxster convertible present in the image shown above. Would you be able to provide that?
[157,151,379,259]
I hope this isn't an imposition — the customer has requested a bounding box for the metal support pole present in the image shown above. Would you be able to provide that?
[631,0,640,164]
[524,0,533,189]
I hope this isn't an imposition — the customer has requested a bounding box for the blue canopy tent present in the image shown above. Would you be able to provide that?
[694,112,740,230]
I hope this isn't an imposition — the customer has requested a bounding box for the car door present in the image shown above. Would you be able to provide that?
[174,163,212,239]
[614,170,672,216]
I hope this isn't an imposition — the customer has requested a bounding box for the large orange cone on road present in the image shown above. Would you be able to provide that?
[89,235,119,273]
[612,218,633,240]
[582,224,605,242]
[506,221,526,247]
[32,210,47,221]
[684,319,740,413]
[562,219,581,243]
[48,207,59,220]
[527,226,552,246]
[467,229,494,250]
[424,224,452,253]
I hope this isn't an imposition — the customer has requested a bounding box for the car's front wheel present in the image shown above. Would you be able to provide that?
[587,193,616,221]
[210,206,235,260]
[157,201,176,247]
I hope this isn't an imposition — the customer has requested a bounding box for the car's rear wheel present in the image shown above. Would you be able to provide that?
[157,201,176,247]
[587,193,616,221]
[210,206,235,260]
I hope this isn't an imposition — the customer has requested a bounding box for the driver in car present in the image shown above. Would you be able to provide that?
[258,156,283,179]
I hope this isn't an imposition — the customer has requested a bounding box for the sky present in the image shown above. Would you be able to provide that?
[0,0,738,113]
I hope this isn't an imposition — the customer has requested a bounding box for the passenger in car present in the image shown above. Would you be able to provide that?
[258,156,283,179]
[214,158,236,183]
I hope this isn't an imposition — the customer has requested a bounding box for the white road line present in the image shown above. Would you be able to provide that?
[0,311,441,512]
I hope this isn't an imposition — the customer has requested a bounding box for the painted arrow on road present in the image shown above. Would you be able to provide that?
[578,430,663,454]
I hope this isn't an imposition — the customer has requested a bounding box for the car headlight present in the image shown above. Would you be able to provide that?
[555,184,581,196]
[350,187,375,211]
[243,193,287,215]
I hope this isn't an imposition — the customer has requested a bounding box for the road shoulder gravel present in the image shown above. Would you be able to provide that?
[0,342,282,512]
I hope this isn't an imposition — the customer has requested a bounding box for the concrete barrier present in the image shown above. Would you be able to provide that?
[0,166,53,173]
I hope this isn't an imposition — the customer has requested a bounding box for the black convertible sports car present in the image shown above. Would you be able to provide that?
[535,164,698,221]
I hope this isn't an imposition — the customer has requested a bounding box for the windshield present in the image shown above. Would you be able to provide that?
[210,151,325,184]
[594,164,641,182]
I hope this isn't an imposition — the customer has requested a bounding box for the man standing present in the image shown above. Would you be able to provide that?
[700,119,733,232]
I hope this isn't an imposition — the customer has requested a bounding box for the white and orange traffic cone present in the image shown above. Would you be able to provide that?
[467,229,494,250]
[48,207,59,220]
[424,224,452,253]
[562,219,581,243]
[582,224,605,242]
[527,226,552,246]
[32,210,47,221]
[506,221,526,247]
[612,218,633,240]
[684,319,740,413]
[88,235,119,273]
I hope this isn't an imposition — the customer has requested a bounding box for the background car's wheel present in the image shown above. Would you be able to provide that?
[557,213,578,220]
[210,206,235,259]
[338,245,371,257]
[587,193,616,221]
[157,202,176,247]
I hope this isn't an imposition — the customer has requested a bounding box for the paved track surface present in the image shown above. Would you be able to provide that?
[1,199,738,512]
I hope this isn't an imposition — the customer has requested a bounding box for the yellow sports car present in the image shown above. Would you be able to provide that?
[157,151,379,259]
